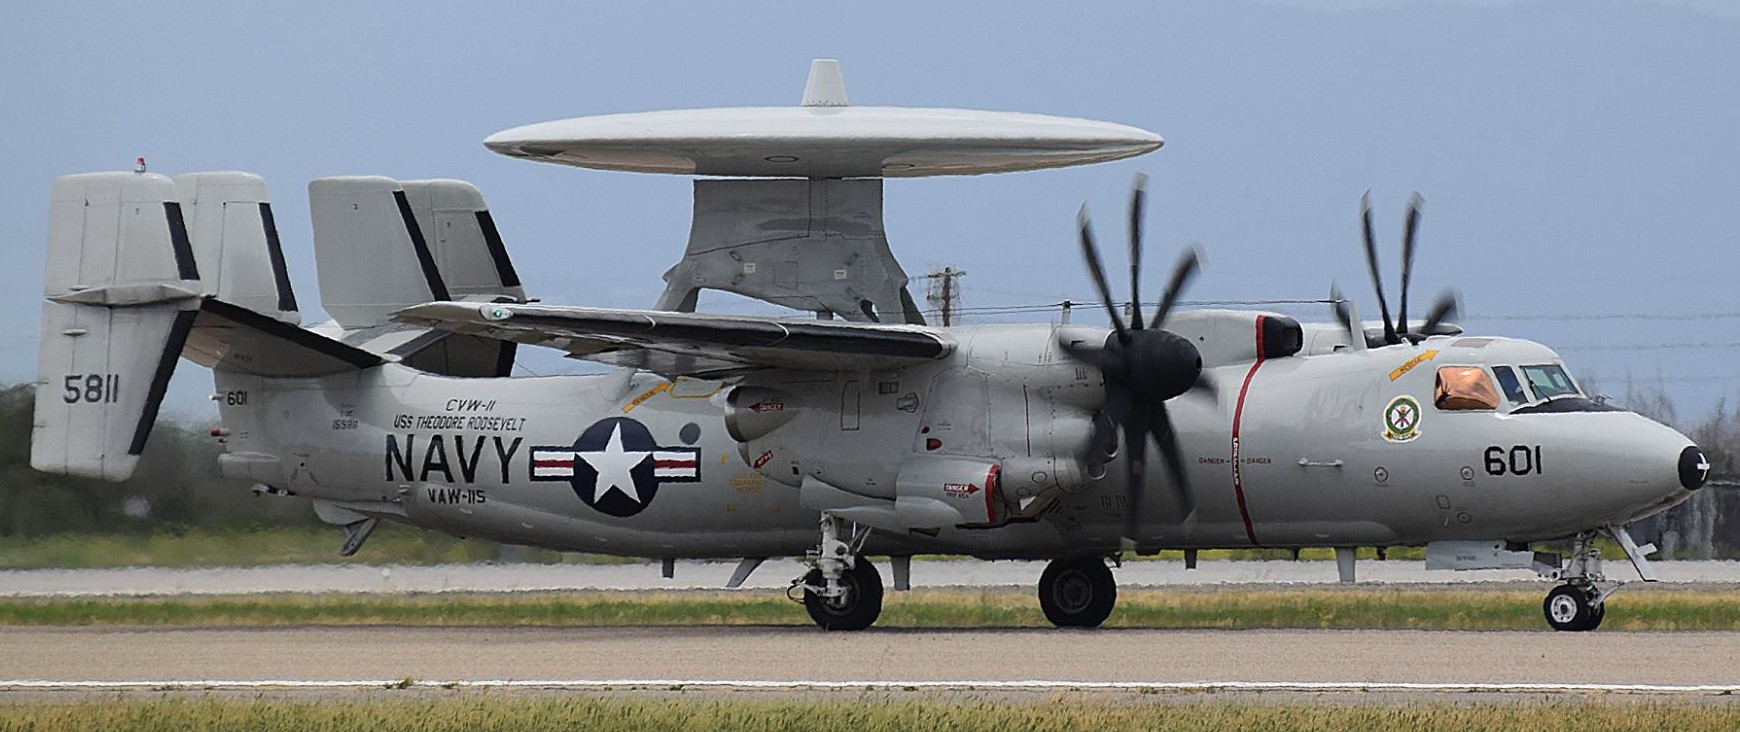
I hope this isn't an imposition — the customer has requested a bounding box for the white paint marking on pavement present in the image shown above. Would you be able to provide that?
[4,679,1739,694]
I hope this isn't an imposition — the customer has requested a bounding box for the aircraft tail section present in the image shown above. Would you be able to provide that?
[33,171,380,481]
[309,176,523,377]
[32,172,204,480]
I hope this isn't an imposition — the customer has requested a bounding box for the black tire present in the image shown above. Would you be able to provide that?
[1543,584,1597,631]
[803,558,884,631]
[1585,600,1606,631]
[1038,557,1117,628]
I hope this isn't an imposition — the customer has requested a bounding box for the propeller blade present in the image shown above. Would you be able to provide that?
[1418,289,1461,335]
[1330,282,1355,339]
[1059,333,1124,375]
[1151,247,1202,329]
[1120,415,1147,546]
[1077,206,1128,338]
[1360,193,1397,345]
[1147,402,1195,520]
[1397,193,1423,335]
[1128,174,1148,330]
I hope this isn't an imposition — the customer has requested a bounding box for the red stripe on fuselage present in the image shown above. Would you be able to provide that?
[1229,316,1265,545]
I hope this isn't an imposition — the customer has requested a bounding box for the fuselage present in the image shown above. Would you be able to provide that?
[208,321,1700,560]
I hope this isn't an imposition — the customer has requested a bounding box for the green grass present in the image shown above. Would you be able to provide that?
[0,696,1735,732]
[0,524,642,569]
[0,525,1636,570]
[4,586,1739,630]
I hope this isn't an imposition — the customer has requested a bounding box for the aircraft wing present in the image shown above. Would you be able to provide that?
[395,302,955,376]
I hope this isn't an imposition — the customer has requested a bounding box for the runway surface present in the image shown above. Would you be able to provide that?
[4,626,1739,693]
[7,559,1740,597]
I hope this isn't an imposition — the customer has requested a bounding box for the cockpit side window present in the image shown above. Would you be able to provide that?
[1492,366,1530,405]
[1519,364,1580,401]
[1434,366,1501,411]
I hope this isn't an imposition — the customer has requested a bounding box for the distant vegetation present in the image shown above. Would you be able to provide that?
[0,380,1734,564]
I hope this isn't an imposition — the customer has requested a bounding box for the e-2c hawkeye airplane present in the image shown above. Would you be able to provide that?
[32,61,1706,632]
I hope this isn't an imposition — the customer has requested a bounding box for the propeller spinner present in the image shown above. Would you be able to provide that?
[1334,193,1461,347]
[1063,175,1211,545]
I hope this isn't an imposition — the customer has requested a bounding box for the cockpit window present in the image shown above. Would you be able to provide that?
[1519,364,1580,401]
[1491,366,1530,405]
[1434,366,1500,411]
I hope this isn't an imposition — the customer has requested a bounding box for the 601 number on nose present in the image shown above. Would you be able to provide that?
[1485,445,1542,476]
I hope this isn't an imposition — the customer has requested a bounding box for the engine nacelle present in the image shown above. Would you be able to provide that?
[1164,310,1302,368]
[894,454,1002,527]
[723,386,799,442]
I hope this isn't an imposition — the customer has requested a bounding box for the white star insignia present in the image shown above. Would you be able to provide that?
[578,423,651,504]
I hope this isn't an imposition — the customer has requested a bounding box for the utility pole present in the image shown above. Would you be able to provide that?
[923,266,967,327]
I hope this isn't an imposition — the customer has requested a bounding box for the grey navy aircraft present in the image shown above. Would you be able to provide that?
[31,62,1707,632]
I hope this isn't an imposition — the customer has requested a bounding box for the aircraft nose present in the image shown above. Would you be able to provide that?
[1679,445,1711,491]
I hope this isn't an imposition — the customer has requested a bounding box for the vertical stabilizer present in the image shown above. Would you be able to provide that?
[309,177,449,328]
[310,177,526,329]
[308,176,524,376]
[399,179,525,302]
[175,172,299,323]
[32,172,204,480]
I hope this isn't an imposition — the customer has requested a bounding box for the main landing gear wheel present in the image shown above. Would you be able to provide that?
[803,558,883,631]
[1544,584,1605,632]
[1039,557,1117,628]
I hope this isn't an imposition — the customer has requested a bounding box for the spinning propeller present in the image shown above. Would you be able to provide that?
[1063,174,1212,544]
[1334,193,1460,347]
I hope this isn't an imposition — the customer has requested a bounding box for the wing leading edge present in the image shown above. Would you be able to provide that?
[395,302,954,376]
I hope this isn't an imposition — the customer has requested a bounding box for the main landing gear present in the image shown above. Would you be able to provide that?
[791,513,884,631]
[1539,526,1657,632]
[1038,556,1118,628]
[789,515,1126,631]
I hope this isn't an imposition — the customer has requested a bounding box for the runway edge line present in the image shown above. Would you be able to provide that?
[4,679,1739,694]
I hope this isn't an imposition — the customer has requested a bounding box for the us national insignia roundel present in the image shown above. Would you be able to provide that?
[528,417,701,517]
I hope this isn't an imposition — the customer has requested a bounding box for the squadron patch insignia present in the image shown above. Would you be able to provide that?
[1382,395,1422,443]
[529,417,700,517]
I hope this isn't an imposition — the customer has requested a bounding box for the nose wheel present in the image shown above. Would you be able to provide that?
[1038,556,1118,628]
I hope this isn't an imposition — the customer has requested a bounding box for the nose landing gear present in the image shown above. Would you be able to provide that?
[1539,525,1656,632]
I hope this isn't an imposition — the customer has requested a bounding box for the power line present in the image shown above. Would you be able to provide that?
[1555,342,1740,352]
[1472,313,1740,322]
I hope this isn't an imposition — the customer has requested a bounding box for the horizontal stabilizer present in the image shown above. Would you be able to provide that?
[395,301,953,377]
[183,299,383,377]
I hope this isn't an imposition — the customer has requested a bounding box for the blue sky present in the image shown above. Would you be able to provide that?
[3,1,1737,421]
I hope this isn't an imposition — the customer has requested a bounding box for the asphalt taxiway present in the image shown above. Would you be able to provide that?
[3,626,1737,694]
